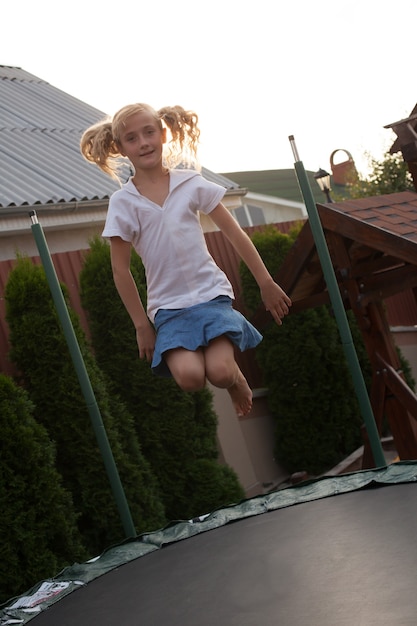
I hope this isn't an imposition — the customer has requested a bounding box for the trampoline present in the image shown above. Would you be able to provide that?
[7,153,414,625]
[2,462,417,626]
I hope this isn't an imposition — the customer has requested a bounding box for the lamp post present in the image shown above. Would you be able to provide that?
[314,168,333,202]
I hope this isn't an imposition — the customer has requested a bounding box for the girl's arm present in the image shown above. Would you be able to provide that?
[110,236,155,361]
[209,203,292,325]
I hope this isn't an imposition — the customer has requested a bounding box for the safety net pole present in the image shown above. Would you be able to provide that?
[288,136,386,468]
[29,211,136,539]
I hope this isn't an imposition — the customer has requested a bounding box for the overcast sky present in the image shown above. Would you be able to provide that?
[3,0,416,177]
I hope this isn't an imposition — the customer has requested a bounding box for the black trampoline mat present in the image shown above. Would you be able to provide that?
[31,482,417,625]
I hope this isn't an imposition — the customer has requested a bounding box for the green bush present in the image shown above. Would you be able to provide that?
[5,257,165,554]
[256,308,366,474]
[79,237,244,519]
[239,225,299,315]
[240,226,370,475]
[184,459,246,517]
[0,374,86,604]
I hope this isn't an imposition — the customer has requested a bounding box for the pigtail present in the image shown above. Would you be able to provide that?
[158,106,201,169]
[80,119,122,180]
[80,103,202,179]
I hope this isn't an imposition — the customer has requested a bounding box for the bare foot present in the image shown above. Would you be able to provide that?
[228,371,253,416]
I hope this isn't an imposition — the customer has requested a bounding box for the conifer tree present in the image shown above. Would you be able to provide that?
[5,257,166,554]
[0,374,86,603]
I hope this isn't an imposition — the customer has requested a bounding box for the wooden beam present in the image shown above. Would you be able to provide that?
[352,299,417,460]
[319,205,417,266]
[376,353,417,420]
[325,231,368,327]
[358,264,417,306]
[352,254,404,277]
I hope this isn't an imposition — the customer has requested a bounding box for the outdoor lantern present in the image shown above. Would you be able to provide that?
[314,168,333,202]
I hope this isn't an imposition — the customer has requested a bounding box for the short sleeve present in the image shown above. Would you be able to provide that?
[102,192,139,243]
[195,178,226,216]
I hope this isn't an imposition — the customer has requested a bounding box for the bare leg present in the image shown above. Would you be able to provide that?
[164,347,206,392]
[164,338,252,416]
[204,337,252,417]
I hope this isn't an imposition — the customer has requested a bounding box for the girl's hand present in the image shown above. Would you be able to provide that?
[260,280,292,326]
[136,323,156,362]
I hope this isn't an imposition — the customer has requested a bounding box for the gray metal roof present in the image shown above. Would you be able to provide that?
[0,66,241,209]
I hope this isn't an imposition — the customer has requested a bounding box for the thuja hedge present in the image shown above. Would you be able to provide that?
[79,236,244,520]
[0,374,86,604]
[240,225,370,475]
[5,257,166,555]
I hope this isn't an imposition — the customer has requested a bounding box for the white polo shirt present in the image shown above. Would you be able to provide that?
[102,168,235,322]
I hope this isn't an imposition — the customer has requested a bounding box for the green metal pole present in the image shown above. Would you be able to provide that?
[288,136,386,468]
[29,211,136,539]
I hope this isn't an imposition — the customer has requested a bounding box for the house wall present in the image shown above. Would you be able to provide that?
[209,384,287,496]
[0,205,108,261]
[243,192,307,223]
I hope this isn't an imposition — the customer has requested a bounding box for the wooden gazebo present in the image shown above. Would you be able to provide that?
[257,191,417,468]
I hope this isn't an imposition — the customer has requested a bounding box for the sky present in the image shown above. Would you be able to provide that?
[3,0,416,178]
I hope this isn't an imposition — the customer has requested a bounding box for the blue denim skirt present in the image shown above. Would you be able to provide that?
[151,296,262,377]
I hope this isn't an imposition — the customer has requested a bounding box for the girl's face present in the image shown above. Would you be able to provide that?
[117,111,166,171]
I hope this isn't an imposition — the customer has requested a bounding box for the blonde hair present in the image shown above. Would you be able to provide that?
[80,103,200,180]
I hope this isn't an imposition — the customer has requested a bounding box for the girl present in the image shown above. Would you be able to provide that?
[80,103,291,416]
